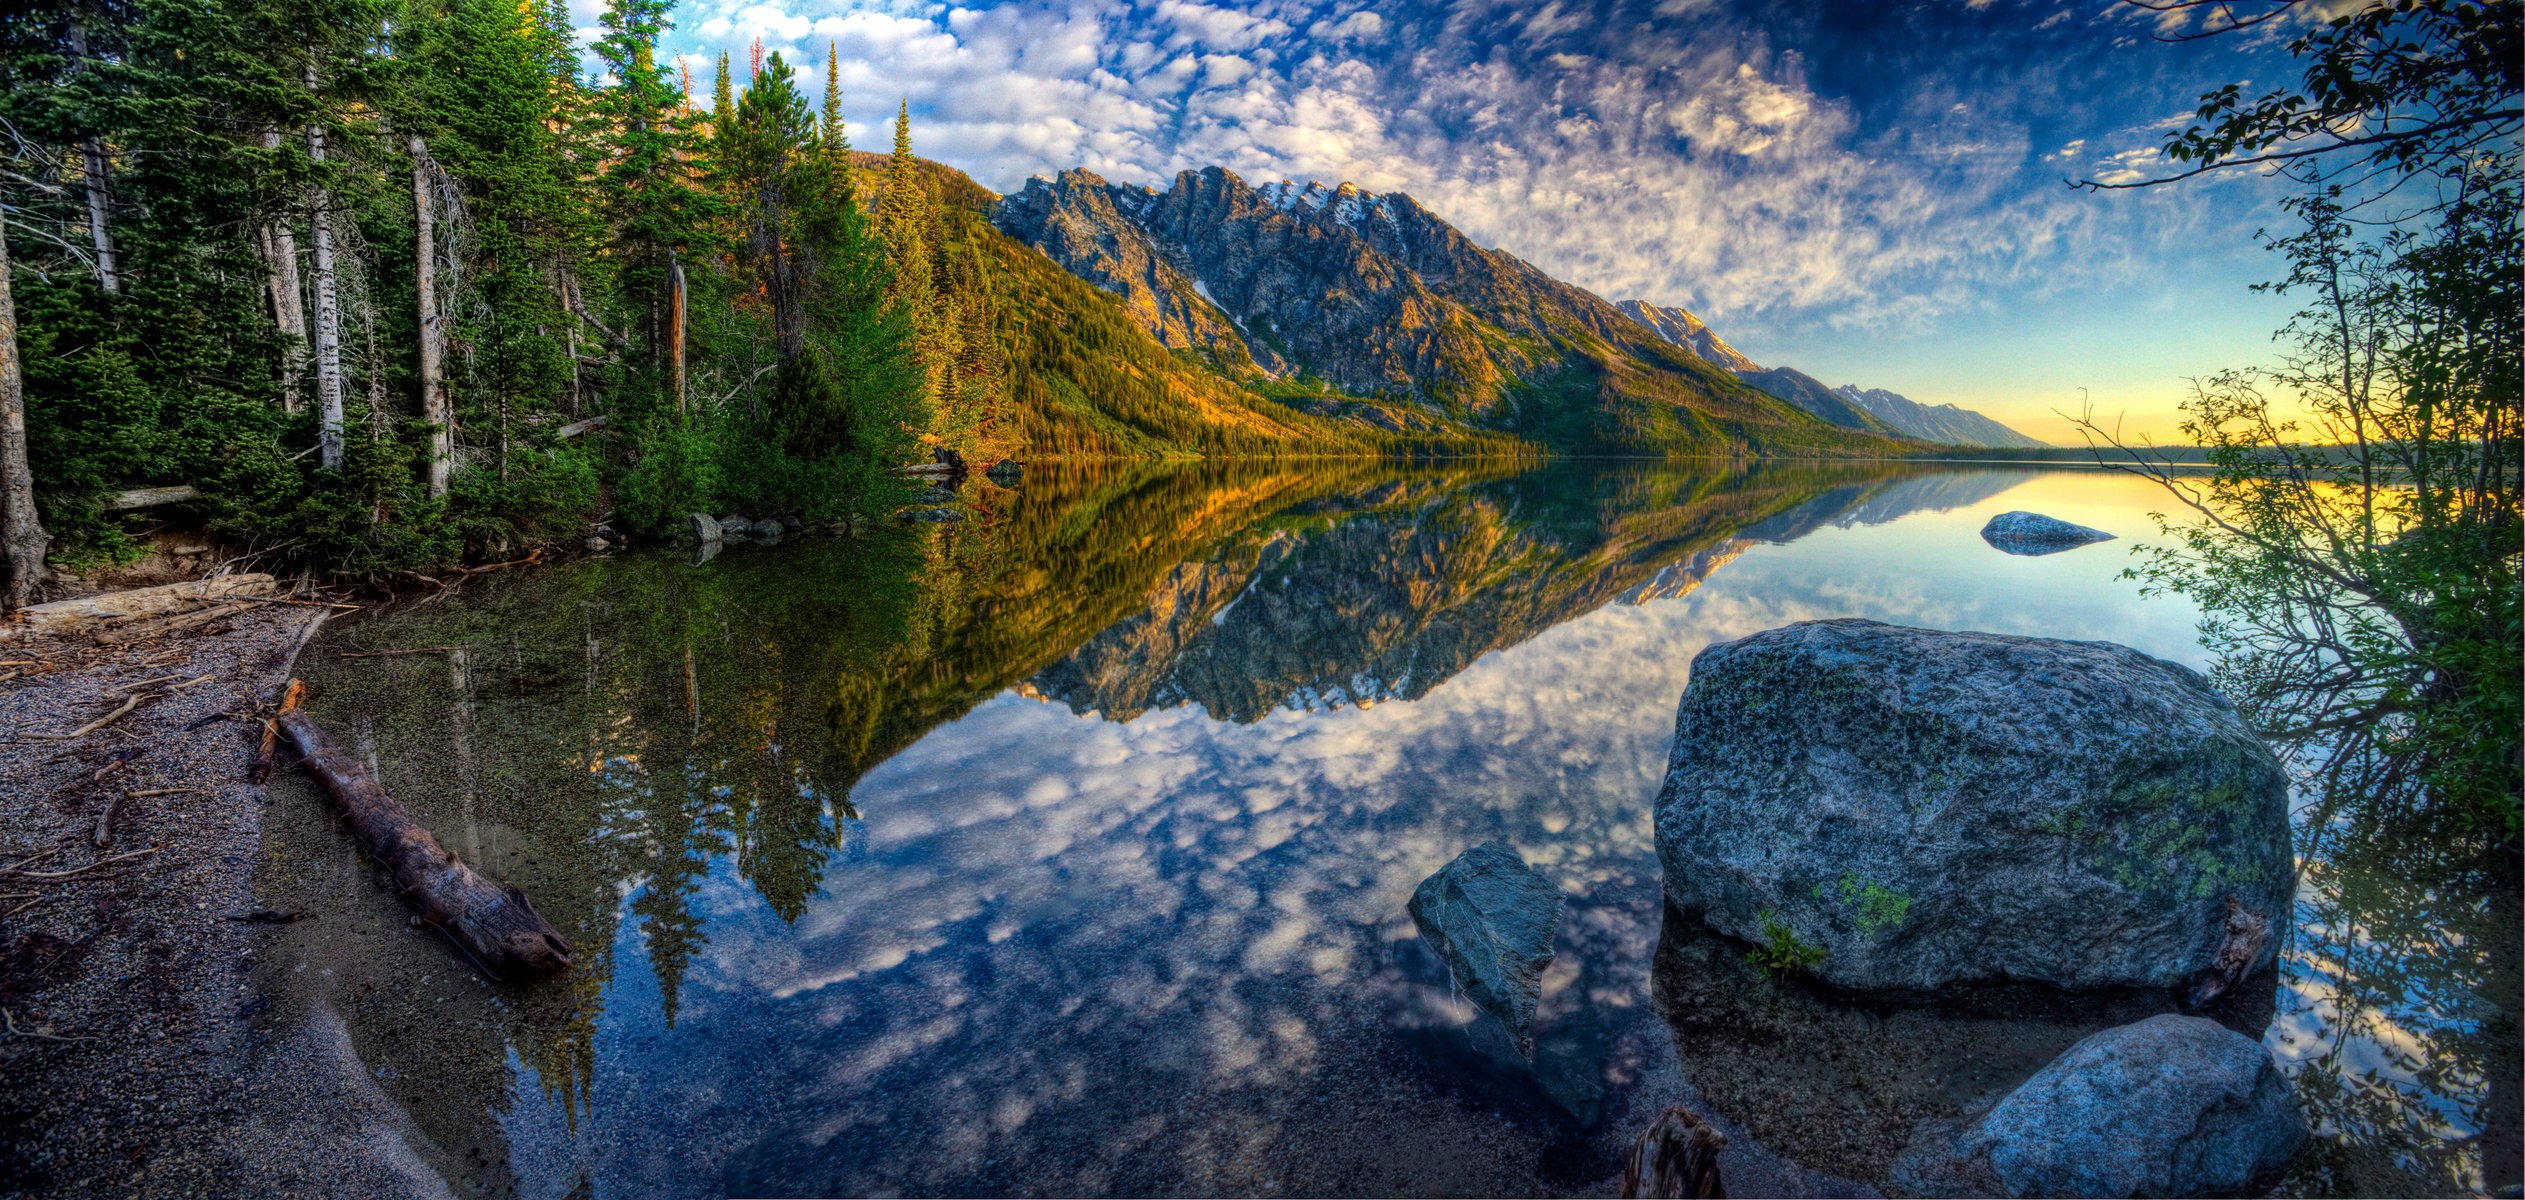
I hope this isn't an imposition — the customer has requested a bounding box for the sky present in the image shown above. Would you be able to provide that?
[606,0,2323,444]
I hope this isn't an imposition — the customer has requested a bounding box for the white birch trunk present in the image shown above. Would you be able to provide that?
[304,65,346,471]
[411,134,449,497]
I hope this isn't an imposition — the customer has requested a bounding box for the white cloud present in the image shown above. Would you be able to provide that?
[652,0,2278,338]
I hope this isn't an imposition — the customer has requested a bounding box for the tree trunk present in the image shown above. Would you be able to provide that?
[279,700,574,978]
[667,257,688,415]
[0,207,53,612]
[258,131,308,414]
[67,22,119,296]
[78,138,118,295]
[303,65,346,471]
[411,134,450,497]
[559,267,583,417]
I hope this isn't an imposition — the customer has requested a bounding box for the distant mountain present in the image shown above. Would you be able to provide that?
[1736,367,1902,436]
[1831,385,2048,449]
[1614,300,1762,372]
[995,167,1897,457]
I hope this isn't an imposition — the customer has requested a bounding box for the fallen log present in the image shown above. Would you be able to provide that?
[275,686,573,979]
[2,574,275,642]
[103,484,202,511]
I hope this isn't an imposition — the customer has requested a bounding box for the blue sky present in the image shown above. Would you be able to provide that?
[608,0,2320,442]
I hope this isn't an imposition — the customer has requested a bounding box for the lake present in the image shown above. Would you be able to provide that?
[258,460,2521,1198]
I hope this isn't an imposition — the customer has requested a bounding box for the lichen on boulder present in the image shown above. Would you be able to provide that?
[1653,619,2292,992]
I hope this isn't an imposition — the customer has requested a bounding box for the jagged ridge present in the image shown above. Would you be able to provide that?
[995,167,1898,457]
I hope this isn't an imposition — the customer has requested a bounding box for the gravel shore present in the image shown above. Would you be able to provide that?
[0,606,444,1199]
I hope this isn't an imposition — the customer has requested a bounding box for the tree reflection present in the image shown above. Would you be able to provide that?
[268,456,2036,1181]
[2276,817,2522,1196]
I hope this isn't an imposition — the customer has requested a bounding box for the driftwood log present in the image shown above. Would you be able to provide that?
[1621,1106,1727,1199]
[2183,895,2274,1010]
[275,685,572,978]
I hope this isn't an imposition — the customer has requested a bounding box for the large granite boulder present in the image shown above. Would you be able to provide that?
[1890,1014,2307,1197]
[1409,842,1563,1056]
[1981,511,2115,555]
[1655,619,2291,992]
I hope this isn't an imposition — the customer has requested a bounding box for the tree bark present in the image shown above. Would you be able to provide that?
[0,207,53,612]
[67,21,119,295]
[258,131,308,414]
[303,64,346,471]
[278,698,574,978]
[411,134,449,497]
[667,257,688,414]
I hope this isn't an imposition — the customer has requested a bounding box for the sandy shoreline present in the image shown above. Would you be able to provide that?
[0,606,442,1198]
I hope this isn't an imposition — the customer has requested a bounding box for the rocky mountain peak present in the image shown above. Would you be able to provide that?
[993,161,1895,453]
[1615,299,1762,373]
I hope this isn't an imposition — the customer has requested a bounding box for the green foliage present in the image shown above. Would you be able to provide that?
[1835,875,1912,938]
[1746,911,1826,975]
[615,422,721,536]
[2088,5,2521,842]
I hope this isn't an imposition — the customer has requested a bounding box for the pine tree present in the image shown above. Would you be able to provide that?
[881,100,934,323]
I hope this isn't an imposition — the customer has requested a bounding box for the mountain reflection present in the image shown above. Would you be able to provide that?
[259,461,2515,1198]
[267,458,1999,1181]
[1033,466,2023,723]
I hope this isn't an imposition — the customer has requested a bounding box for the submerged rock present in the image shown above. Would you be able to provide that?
[751,518,785,541]
[906,507,964,524]
[1654,619,2292,992]
[1889,1014,2306,1197]
[1980,510,2114,555]
[1409,842,1563,1055]
[986,459,1024,487]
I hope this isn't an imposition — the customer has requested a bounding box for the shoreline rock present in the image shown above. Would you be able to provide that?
[1409,842,1564,1056]
[1654,619,2292,993]
[1980,510,2114,555]
[1889,1014,2307,1197]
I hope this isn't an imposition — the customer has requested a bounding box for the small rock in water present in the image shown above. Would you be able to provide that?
[1890,1013,2307,1198]
[751,518,785,541]
[1980,510,2114,555]
[584,536,610,552]
[1409,841,1563,1056]
[687,512,722,545]
[779,515,803,532]
[1655,619,2292,992]
[986,459,1024,487]
[907,507,964,524]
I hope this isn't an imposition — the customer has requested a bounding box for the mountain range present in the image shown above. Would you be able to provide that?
[1609,301,2046,449]
[977,162,2043,455]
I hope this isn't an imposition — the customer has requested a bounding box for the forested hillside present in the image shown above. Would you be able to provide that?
[0,1,1511,592]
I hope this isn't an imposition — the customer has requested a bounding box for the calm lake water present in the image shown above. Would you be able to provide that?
[260,461,2520,1198]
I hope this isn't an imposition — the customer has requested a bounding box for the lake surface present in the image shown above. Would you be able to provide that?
[259,460,2520,1198]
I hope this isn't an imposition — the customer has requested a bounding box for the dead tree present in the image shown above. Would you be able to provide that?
[410,134,450,496]
[66,19,118,295]
[258,130,309,414]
